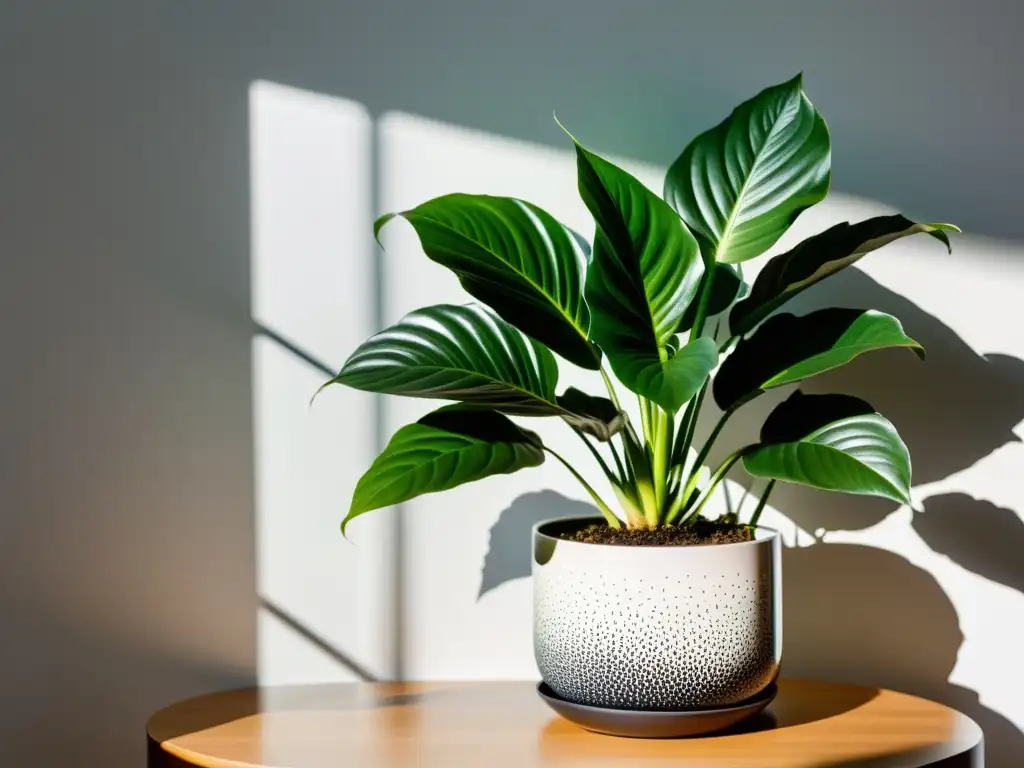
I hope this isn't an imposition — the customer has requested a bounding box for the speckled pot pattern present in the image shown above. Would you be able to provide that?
[533,518,782,711]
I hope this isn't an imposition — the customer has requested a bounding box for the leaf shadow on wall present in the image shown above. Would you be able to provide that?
[479,267,1024,765]
[699,266,1024,534]
[692,266,1024,766]
[784,542,1022,768]
[913,493,1024,595]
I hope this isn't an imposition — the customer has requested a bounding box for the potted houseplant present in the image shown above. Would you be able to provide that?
[323,75,956,733]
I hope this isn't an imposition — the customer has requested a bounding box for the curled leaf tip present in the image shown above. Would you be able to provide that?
[309,378,337,407]
[373,212,400,247]
[552,113,580,145]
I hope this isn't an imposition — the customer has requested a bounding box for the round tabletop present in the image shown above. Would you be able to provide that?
[147,679,982,768]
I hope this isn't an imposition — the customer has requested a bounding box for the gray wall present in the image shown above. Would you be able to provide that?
[2,2,1021,765]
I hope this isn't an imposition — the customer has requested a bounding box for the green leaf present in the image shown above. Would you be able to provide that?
[556,387,626,441]
[632,337,719,413]
[344,406,544,532]
[678,264,745,333]
[743,391,911,504]
[714,309,924,410]
[375,194,600,369]
[327,304,560,416]
[731,215,959,334]
[561,127,705,408]
[665,74,831,265]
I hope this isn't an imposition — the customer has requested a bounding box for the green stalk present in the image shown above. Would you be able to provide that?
[638,395,652,444]
[664,486,687,524]
[749,480,776,527]
[600,366,622,410]
[544,446,621,529]
[599,366,636,510]
[607,437,628,483]
[679,405,737,507]
[665,266,719,487]
[673,378,709,472]
[612,484,647,528]
[678,447,750,525]
[570,427,619,484]
[651,406,671,519]
[689,263,718,341]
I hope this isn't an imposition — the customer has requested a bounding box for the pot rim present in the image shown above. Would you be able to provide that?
[532,515,780,549]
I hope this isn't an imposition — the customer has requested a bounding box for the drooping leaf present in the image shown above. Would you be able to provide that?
[375,194,600,369]
[556,387,626,441]
[562,127,705,409]
[664,74,831,265]
[714,309,924,410]
[631,337,719,413]
[678,264,746,333]
[743,391,911,504]
[344,406,544,531]
[327,304,559,415]
[730,215,959,334]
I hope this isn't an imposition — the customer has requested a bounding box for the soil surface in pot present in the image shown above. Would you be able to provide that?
[561,517,754,546]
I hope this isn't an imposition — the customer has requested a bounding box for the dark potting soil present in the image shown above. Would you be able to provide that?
[561,518,754,546]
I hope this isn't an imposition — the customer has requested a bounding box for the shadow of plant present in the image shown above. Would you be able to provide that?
[478,491,596,598]
[699,266,1024,533]
[784,542,1023,767]
[914,493,1024,595]
[479,266,1024,765]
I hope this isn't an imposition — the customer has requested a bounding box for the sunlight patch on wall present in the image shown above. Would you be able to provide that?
[249,82,394,683]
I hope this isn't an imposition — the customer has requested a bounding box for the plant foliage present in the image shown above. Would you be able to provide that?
[326,75,958,532]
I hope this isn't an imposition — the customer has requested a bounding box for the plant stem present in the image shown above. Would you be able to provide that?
[680,405,737,506]
[673,378,709,475]
[544,446,621,529]
[600,366,621,410]
[678,447,749,525]
[689,262,718,341]
[570,427,618,484]
[607,437,628,482]
[749,480,776,527]
[598,366,631,489]
[651,406,671,517]
[638,395,652,444]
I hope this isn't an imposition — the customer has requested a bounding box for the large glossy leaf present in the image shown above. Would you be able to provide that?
[375,194,600,369]
[714,309,923,410]
[563,129,705,409]
[327,304,559,416]
[743,391,911,504]
[632,337,719,413]
[344,406,544,531]
[678,264,745,333]
[664,74,831,265]
[556,387,626,441]
[731,215,959,334]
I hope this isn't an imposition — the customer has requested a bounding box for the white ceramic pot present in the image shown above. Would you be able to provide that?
[533,517,781,711]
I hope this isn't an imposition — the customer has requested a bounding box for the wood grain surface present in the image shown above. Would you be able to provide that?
[147,679,982,767]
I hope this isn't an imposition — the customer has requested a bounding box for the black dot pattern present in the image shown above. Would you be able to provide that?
[534,568,778,711]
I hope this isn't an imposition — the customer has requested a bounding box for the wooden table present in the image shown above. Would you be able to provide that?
[147,679,982,767]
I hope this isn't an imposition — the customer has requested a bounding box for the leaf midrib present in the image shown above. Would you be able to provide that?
[580,151,665,357]
[405,211,591,347]
[349,354,569,414]
[801,417,906,499]
[714,97,796,262]
[762,338,920,386]
[360,438,521,510]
